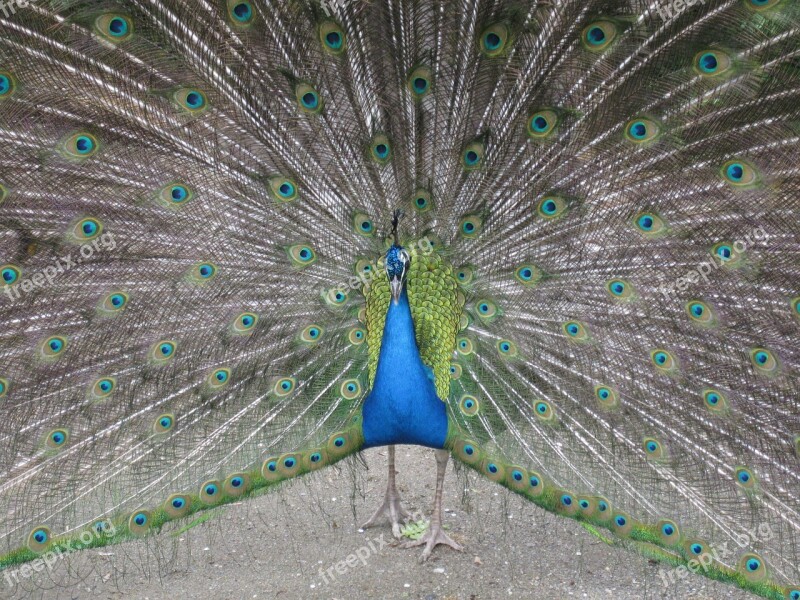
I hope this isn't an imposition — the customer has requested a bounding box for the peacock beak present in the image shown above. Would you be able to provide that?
[390,276,403,304]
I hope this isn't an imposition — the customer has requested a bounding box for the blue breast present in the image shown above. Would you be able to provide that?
[361,290,449,449]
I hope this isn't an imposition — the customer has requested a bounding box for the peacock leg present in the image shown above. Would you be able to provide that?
[399,448,463,562]
[360,445,411,539]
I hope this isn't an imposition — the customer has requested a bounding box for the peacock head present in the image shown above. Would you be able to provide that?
[385,244,410,304]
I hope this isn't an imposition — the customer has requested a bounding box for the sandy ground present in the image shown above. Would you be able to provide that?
[5,445,754,600]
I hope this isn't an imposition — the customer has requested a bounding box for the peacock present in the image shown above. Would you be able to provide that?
[0,0,798,597]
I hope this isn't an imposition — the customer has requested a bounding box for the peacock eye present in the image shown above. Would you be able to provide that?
[62,132,99,159]
[408,66,433,98]
[95,14,133,42]
[625,117,660,143]
[174,88,208,113]
[319,21,345,54]
[582,20,617,51]
[1,264,21,286]
[0,71,16,98]
[694,50,732,77]
[527,109,558,139]
[295,83,322,114]
[480,23,509,57]
[228,0,254,25]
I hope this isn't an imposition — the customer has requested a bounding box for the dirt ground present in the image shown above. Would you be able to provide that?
[4,445,754,600]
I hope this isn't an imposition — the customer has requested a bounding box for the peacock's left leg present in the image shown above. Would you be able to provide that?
[400,448,463,562]
[361,445,411,539]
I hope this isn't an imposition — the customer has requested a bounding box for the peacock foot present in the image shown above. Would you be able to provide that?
[398,521,463,563]
[360,489,412,539]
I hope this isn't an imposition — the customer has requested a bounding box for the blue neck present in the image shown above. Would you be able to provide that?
[361,289,448,449]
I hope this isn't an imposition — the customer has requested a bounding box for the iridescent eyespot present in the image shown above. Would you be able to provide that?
[0,377,8,398]
[459,394,479,416]
[710,241,745,268]
[0,71,15,98]
[154,414,174,434]
[455,266,474,285]
[95,14,133,42]
[174,88,208,113]
[411,188,433,213]
[462,142,484,170]
[353,212,374,236]
[562,320,588,341]
[319,21,345,54]
[27,527,52,553]
[650,349,677,372]
[46,428,69,449]
[686,300,716,326]
[745,0,783,9]
[233,312,258,334]
[129,511,151,535]
[408,66,432,98]
[324,288,348,307]
[190,262,217,282]
[605,279,634,300]
[594,385,619,409]
[151,340,176,362]
[788,588,800,600]
[537,196,567,219]
[449,363,463,379]
[721,159,758,187]
[71,217,103,242]
[533,400,555,422]
[582,20,617,51]
[348,327,366,345]
[164,494,191,518]
[340,379,362,400]
[750,347,778,374]
[633,211,666,236]
[738,553,767,582]
[208,368,231,389]
[514,264,542,287]
[274,377,296,396]
[41,336,67,358]
[496,340,517,357]
[527,109,558,139]
[625,118,660,143]
[658,520,681,544]
[228,0,254,25]
[458,215,482,239]
[474,299,498,321]
[91,377,116,399]
[456,336,474,355]
[200,480,221,504]
[703,389,729,414]
[269,176,298,202]
[223,472,251,497]
[287,244,317,267]
[643,437,665,459]
[694,50,733,77]
[300,324,324,344]
[1,264,20,286]
[480,23,509,57]
[734,466,757,489]
[369,134,391,164]
[327,431,354,456]
[296,83,322,114]
[158,182,194,207]
[612,512,632,535]
[62,132,99,158]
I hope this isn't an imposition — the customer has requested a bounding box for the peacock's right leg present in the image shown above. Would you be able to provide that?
[360,445,411,539]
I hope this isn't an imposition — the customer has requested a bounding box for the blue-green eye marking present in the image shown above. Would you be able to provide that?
[50,431,66,445]
[76,136,95,155]
[108,17,128,36]
[319,21,345,53]
[230,1,253,23]
[302,92,318,109]
[699,53,717,72]
[629,121,646,139]
[2,265,20,285]
[172,185,189,202]
[185,91,205,110]
[587,26,605,44]
[42,336,67,357]
[0,73,14,97]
